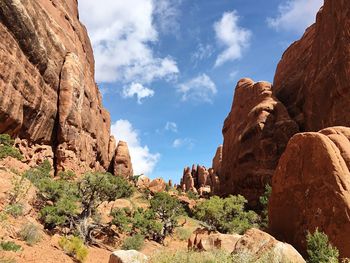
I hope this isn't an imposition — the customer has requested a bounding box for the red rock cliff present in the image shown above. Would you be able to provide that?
[220,78,298,207]
[273,0,350,132]
[0,0,115,173]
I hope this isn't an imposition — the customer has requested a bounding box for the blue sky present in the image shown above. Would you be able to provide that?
[78,0,323,183]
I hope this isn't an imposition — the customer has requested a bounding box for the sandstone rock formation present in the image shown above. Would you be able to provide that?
[148,178,166,194]
[113,141,133,179]
[220,78,299,207]
[188,228,305,262]
[273,0,350,132]
[212,145,222,178]
[136,175,151,190]
[180,164,220,196]
[269,126,350,258]
[0,0,115,174]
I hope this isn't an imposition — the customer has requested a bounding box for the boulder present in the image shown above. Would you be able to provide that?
[109,250,148,263]
[136,175,151,189]
[273,0,350,132]
[269,127,350,258]
[113,141,133,179]
[233,228,305,263]
[220,78,299,207]
[148,178,166,194]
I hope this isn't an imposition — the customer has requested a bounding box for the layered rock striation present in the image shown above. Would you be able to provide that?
[220,78,298,206]
[0,0,122,174]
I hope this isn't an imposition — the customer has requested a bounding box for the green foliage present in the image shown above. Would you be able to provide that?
[194,195,258,234]
[58,170,76,181]
[78,172,134,218]
[150,192,185,237]
[0,241,22,252]
[121,234,144,251]
[259,184,272,229]
[175,227,192,241]
[18,223,41,246]
[187,190,199,200]
[24,160,52,186]
[0,134,22,160]
[4,204,24,218]
[9,174,30,205]
[59,236,88,263]
[306,229,339,263]
[111,207,162,240]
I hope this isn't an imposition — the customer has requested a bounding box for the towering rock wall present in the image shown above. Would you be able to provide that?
[0,0,115,173]
[273,0,350,131]
[220,78,298,207]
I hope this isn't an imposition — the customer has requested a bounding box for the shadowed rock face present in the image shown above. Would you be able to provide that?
[269,127,350,258]
[0,0,114,173]
[220,78,298,207]
[273,0,350,132]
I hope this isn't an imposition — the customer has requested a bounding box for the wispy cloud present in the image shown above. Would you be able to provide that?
[172,138,195,149]
[165,122,178,133]
[267,0,323,34]
[122,83,154,104]
[214,11,252,67]
[111,120,160,175]
[177,74,217,103]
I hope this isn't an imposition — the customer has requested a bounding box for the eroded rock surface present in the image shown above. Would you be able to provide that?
[113,141,133,179]
[269,126,350,258]
[220,78,298,206]
[273,0,350,132]
[0,0,114,173]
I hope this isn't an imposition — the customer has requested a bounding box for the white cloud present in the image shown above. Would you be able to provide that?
[172,138,194,149]
[79,0,179,84]
[122,83,154,104]
[111,120,160,175]
[154,0,182,35]
[165,122,178,133]
[177,74,217,103]
[191,43,214,64]
[214,11,252,67]
[267,0,323,33]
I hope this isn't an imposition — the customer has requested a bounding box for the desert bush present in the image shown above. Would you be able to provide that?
[78,172,134,218]
[121,234,144,251]
[59,236,88,263]
[9,175,30,205]
[306,229,339,263]
[187,190,199,200]
[0,134,22,160]
[0,257,16,263]
[0,241,21,252]
[150,249,234,263]
[4,203,24,218]
[58,170,76,181]
[150,192,185,239]
[175,227,192,241]
[194,195,258,234]
[18,223,41,246]
[110,207,133,233]
[259,184,272,229]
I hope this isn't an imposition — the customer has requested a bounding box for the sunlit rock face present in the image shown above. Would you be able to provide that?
[220,78,298,207]
[273,0,350,132]
[0,0,115,173]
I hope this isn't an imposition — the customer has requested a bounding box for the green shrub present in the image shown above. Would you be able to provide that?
[110,207,133,234]
[59,236,88,262]
[259,184,272,229]
[194,195,258,234]
[121,234,144,251]
[58,170,76,181]
[175,227,192,241]
[4,204,24,218]
[0,134,22,161]
[0,241,22,252]
[306,229,339,263]
[150,249,234,263]
[18,223,41,246]
[0,256,16,263]
[187,190,199,200]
